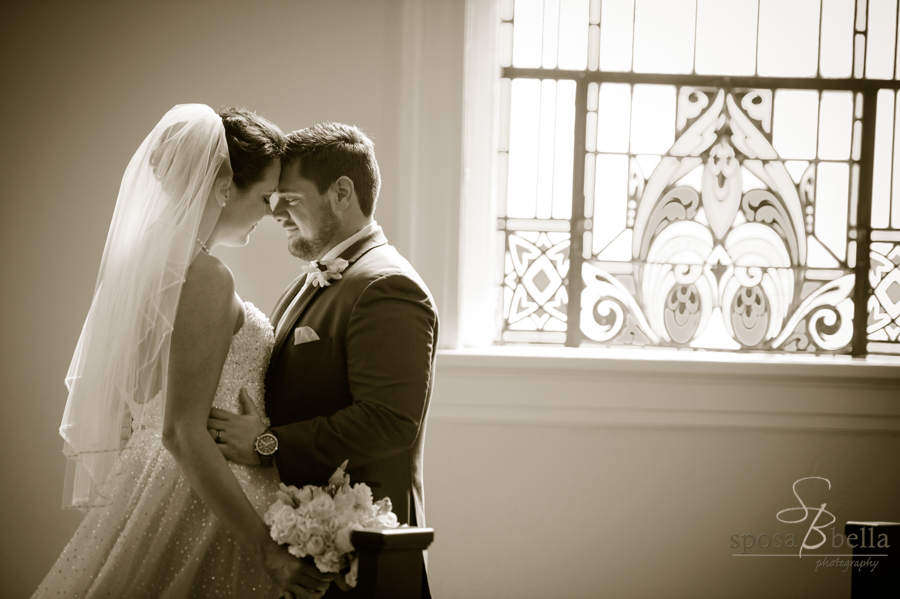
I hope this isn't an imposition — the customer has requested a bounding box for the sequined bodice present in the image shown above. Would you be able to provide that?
[135,302,274,431]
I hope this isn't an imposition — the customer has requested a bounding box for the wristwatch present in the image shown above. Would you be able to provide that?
[254,429,278,468]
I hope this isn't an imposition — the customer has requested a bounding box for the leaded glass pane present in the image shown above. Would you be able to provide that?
[820,0,855,78]
[593,154,629,254]
[553,81,577,219]
[757,0,821,78]
[507,78,541,218]
[871,89,893,228]
[596,83,631,153]
[815,162,850,260]
[501,229,571,343]
[865,0,898,80]
[818,91,854,159]
[894,92,900,228]
[868,235,900,353]
[695,0,758,77]
[599,0,634,72]
[557,0,589,70]
[631,85,676,154]
[541,0,560,69]
[513,0,543,68]
[500,22,514,68]
[773,90,819,159]
[633,0,696,75]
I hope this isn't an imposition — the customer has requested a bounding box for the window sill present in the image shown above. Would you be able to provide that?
[431,346,900,433]
[437,345,900,382]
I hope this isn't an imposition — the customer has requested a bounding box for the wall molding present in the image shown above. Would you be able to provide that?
[397,0,466,349]
[431,348,900,433]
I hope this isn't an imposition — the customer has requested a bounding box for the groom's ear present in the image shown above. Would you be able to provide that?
[330,176,356,213]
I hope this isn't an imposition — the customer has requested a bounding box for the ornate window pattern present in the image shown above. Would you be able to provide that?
[497,0,900,356]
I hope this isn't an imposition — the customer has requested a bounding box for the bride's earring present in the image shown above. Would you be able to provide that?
[218,181,229,208]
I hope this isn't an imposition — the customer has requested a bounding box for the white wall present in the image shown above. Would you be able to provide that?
[424,353,900,598]
[425,415,900,599]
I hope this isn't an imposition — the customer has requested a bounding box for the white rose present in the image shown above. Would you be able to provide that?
[334,526,355,554]
[305,535,326,557]
[294,486,315,504]
[352,483,373,507]
[308,493,335,519]
[377,511,399,529]
[333,489,355,513]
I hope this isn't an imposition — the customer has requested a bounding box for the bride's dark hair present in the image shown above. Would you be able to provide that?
[218,107,286,188]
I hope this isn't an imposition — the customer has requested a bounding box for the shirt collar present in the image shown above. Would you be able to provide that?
[321,221,378,263]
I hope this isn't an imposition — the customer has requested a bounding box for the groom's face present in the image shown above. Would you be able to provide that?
[272,159,340,261]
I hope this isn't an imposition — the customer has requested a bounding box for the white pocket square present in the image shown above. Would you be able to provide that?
[293,326,320,345]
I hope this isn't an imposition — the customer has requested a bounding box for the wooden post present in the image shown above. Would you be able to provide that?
[845,521,899,598]
[351,527,434,599]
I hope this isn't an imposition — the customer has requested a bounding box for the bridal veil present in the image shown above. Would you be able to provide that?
[60,104,231,508]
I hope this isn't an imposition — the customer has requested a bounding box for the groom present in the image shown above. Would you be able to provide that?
[209,123,438,598]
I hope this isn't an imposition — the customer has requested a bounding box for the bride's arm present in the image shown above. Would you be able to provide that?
[161,255,331,598]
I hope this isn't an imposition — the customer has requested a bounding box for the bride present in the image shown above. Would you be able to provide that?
[32,104,331,598]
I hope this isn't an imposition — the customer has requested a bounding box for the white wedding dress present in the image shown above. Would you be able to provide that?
[33,302,283,598]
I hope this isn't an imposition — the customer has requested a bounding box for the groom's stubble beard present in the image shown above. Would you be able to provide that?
[288,199,341,261]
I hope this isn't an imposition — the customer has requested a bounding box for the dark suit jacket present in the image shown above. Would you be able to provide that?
[265,226,438,530]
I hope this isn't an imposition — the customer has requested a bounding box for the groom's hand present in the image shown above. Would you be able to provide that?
[207,388,267,466]
[262,543,332,599]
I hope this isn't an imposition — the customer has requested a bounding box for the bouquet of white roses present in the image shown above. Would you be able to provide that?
[263,460,399,588]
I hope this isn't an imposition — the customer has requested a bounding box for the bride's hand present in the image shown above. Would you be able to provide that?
[262,542,333,599]
[208,388,267,466]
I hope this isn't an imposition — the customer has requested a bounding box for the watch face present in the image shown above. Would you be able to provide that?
[255,433,278,456]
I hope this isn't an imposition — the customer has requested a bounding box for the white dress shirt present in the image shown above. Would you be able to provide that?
[275,221,378,338]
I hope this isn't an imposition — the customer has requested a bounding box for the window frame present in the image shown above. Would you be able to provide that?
[495,7,900,357]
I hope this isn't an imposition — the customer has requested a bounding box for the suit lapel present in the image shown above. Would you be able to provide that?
[271,226,389,358]
[270,274,306,328]
[272,280,320,354]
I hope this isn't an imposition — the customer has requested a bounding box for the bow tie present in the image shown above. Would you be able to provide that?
[300,258,350,288]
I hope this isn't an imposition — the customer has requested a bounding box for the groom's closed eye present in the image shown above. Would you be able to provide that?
[272,192,302,206]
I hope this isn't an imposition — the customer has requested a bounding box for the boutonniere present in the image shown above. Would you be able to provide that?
[301,257,349,288]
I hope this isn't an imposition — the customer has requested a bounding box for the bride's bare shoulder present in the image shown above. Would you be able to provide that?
[180,253,236,317]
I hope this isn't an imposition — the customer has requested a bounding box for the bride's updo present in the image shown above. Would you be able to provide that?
[218,107,285,188]
[146,106,284,209]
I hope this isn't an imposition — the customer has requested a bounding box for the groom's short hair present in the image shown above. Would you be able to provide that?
[283,123,381,217]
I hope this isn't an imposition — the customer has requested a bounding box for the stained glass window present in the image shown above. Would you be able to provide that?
[496,0,900,356]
